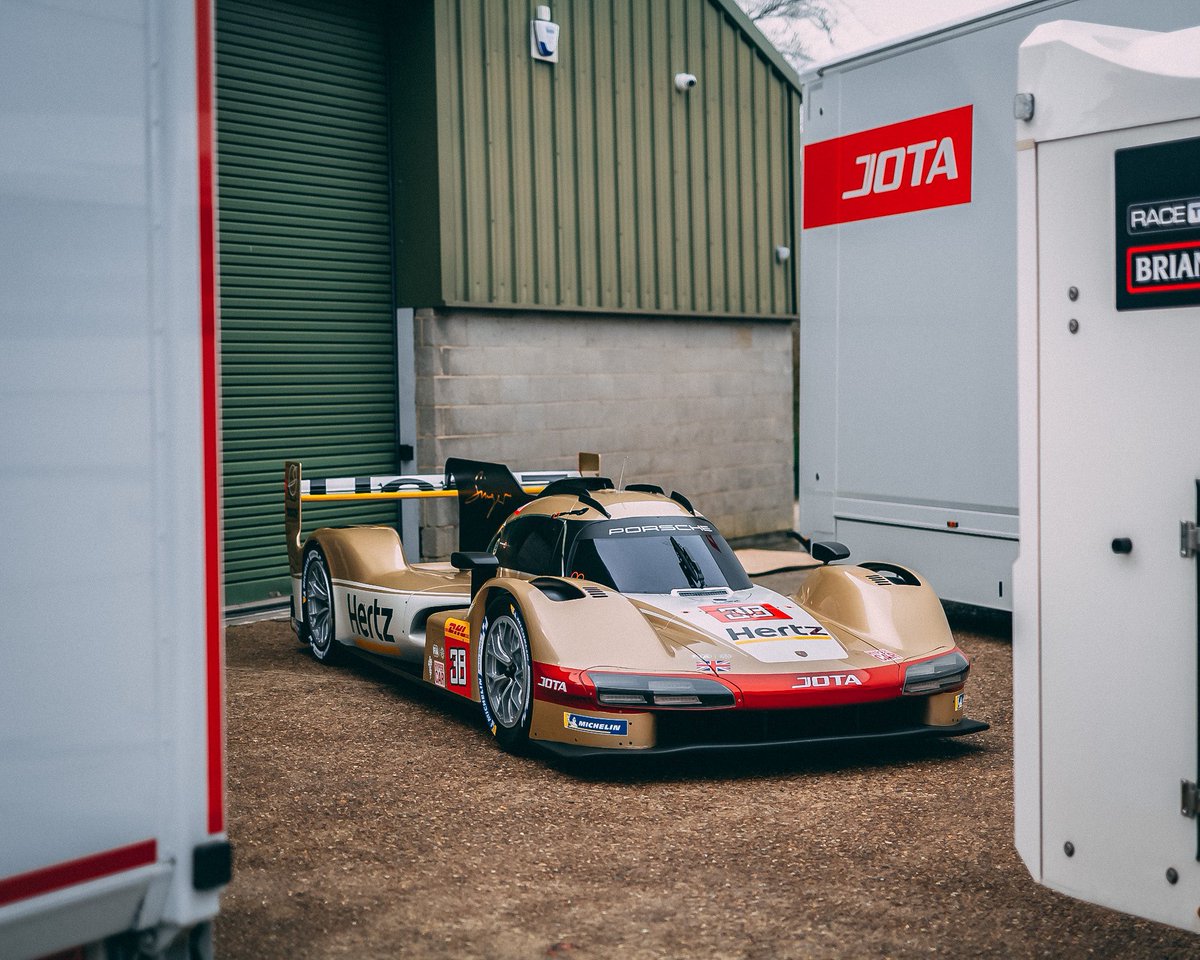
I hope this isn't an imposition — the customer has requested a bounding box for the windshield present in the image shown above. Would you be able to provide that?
[565,517,751,593]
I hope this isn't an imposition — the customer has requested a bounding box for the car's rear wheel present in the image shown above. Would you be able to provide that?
[480,596,533,751]
[302,545,341,664]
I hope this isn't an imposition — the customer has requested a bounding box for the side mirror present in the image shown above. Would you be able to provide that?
[810,541,850,565]
[452,551,500,598]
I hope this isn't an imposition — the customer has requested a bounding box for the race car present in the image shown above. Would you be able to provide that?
[284,456,987,757]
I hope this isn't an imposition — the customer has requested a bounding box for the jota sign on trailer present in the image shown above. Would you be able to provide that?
[802,105,973,228]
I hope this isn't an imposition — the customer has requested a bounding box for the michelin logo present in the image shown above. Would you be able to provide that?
[564,713,629,736]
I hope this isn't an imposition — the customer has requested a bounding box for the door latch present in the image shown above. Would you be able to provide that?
[1181,521,1200,558]
[1183,780,1200,819]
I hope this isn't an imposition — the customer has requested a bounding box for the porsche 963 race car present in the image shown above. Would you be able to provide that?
[284,457,987,757]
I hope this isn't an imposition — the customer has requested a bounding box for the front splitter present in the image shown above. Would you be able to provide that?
[534,716,989,759]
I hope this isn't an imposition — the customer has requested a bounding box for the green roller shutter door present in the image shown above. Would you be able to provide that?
[216,0,398,607]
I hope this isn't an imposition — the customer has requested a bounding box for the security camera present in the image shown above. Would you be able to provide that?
[674,72,697,92]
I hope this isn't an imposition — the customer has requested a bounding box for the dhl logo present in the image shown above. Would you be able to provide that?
[444,617,471,644]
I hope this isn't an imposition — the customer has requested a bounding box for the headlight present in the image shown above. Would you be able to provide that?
[903,650,970,695]
[586,672,735,708]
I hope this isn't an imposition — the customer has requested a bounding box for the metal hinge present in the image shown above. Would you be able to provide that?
[1182,780,1200,819]
[1180,521,1200,558]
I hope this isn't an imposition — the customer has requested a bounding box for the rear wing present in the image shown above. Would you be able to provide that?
[284,453,602,575]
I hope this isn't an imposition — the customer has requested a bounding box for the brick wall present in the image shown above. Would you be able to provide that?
[413,308,793,559]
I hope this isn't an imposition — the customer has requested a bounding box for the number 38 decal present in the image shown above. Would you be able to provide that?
[448,646,468,688]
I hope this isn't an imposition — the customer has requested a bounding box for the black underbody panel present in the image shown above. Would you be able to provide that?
[538,713,989,759]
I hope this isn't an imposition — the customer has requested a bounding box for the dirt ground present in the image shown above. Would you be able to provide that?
[216,577,1199,959]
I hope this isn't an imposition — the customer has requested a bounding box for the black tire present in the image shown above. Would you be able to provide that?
[301,544,341,664]
[479,595,534,752]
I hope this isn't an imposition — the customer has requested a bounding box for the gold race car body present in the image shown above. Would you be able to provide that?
[285,458,987,756]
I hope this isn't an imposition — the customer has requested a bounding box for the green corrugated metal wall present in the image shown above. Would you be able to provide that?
[216,0,399,606]
[423,0,796,317]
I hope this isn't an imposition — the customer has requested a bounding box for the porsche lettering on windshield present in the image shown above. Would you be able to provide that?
[567,516,751,593]
[606,523,712,535]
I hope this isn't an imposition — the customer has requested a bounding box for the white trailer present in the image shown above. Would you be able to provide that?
[0,2,227,958]
[1014,19,1200,934]
[797,0,1198,611]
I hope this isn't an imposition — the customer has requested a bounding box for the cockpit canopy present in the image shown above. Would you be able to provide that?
[492,513,750,594]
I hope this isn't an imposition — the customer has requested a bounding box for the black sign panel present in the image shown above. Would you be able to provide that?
[1115,135,1200,311]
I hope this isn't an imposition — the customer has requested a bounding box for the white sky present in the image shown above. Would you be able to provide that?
[796,0,1012,63]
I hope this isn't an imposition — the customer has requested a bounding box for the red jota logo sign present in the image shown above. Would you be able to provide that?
[802,105,973,228]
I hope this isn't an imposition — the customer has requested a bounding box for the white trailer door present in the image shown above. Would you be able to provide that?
[1036,118,1200,928]
[1016,20,1200,932]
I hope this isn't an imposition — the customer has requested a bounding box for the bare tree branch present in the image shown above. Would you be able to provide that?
[737,0,837,67]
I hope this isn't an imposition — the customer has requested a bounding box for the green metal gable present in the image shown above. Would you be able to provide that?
[393,0,799,318]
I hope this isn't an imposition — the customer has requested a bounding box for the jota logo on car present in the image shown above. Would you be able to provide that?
[791,673,864,689]
[803,105,973,228]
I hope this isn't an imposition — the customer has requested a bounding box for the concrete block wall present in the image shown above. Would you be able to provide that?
[412,308,793,560]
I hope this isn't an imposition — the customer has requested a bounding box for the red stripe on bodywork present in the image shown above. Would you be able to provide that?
[531,662,597,709]
[726,665,902,709]
[0,840,157,908]
[536,650,963,712]
[195,0,224,835]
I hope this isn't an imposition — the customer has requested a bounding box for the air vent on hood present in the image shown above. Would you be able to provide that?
[673,588,733,598]
[583,586,608,598]
[860,562,920,586]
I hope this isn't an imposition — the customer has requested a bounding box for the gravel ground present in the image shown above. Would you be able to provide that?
[216,575,1199,959]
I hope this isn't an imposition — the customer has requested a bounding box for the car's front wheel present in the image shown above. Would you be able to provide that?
[301,545,341,664]
[480,596,533,751]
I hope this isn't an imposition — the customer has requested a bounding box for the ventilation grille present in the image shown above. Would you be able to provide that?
[860,563,920,586]
[675,588,733,598]
[584,587,608,599]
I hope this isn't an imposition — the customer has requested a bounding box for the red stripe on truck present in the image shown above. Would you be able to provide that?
[0,840,157,907]
[195,0,225,836]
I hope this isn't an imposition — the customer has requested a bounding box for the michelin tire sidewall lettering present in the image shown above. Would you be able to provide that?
[479,598,535,752]
[478,613,495,734]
